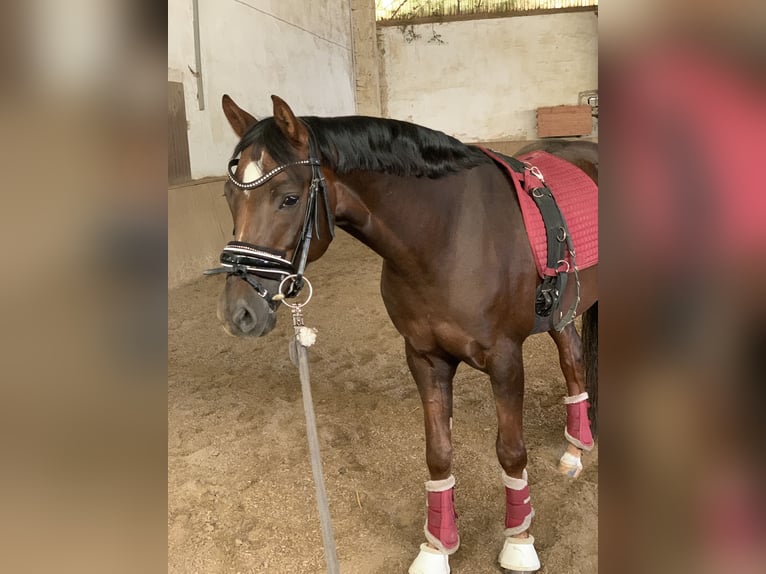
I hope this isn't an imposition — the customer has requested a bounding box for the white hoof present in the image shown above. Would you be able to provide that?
[498,535,540,572]
[558,450,583,479]
[409,543,450,574]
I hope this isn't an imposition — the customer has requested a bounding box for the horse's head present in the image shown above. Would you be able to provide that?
[215,95,335,337]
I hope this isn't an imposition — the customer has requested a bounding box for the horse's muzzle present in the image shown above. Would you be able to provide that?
[218,275,279,337]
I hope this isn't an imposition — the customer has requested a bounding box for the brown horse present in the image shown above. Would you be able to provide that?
[213,94,598,573]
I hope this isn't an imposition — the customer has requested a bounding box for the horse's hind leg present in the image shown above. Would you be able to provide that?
[488,340,541,572]
[405,341,459,574]
[549,323,595,478]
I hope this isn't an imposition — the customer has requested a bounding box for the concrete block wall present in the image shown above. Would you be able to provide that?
[168,178,232,289]
[168,0,356,180]
[377,11,598,142]
[351,0,382,116]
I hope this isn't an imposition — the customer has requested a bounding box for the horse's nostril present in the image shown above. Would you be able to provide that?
[233,305,256,332]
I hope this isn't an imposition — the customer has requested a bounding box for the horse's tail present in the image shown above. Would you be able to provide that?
[582,301,598,436]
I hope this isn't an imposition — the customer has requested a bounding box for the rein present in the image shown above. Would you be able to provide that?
[204,128,334,300]
[275,277,340,574]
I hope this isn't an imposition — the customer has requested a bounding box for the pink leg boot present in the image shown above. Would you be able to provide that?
[499,469,540,571]
[502,469,535,536]
[423,475,459,554]
[564,392,594,451]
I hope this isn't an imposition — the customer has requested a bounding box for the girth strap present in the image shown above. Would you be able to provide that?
[524,175,579,329]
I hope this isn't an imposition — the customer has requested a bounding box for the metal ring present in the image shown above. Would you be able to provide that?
[532,187,545,198]
[556,259,571,273]
[557,227,567,242]
[278,274,313,309]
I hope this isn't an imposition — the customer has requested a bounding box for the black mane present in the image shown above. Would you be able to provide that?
[234,115,491,179]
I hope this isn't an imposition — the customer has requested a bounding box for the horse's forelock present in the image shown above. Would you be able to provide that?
[233,118,300,166]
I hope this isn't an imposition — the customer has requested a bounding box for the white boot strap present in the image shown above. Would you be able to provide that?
[501,468,528,490]
[564,392,589,404]
[425,475,455,492]
[503,509,535,537]
[564,428,595,451]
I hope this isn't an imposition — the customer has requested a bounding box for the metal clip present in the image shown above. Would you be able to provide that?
[278,275,317,348]
[292,307,305,328]
[527,164,545,183]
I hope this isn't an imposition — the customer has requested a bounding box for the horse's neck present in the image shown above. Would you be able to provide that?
[333,171,473,270]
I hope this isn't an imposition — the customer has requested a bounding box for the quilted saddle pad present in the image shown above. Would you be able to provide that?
[485,148,598,278]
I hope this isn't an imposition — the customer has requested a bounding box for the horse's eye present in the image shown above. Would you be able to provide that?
[280,195,300,208]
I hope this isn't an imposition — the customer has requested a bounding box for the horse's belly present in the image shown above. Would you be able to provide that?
[380,261,534,367]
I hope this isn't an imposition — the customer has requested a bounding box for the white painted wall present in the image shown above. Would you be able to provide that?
[168,0,355,179]
[378,12,597,141]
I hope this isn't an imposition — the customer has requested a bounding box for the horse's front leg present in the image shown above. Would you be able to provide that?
[405,341,460,574]
[488,340,541,573]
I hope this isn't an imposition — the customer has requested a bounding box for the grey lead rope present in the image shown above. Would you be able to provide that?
[276,275,339,574]
[295,340,340,574]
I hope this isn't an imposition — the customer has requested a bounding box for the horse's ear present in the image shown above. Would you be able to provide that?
[222,94,258,138]
[271,95,308,147]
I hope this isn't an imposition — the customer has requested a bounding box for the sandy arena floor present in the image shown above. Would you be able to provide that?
[168,231,598,573]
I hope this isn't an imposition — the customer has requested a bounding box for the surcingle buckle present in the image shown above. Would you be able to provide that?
[535,277,559,317]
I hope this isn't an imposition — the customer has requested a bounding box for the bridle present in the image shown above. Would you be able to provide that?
[204,127,335,300]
